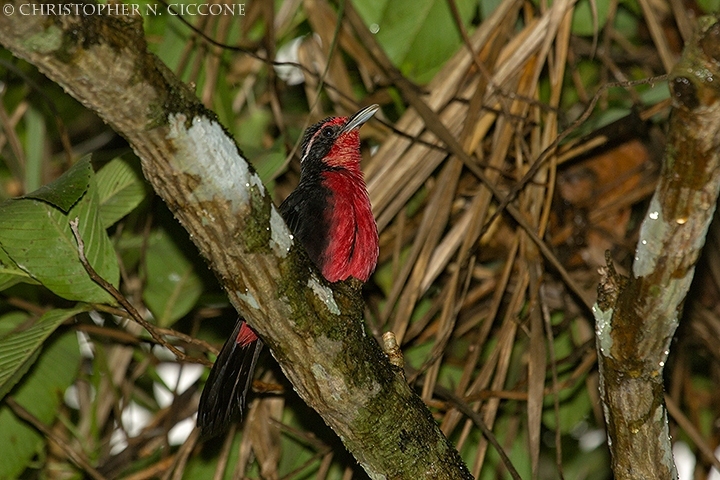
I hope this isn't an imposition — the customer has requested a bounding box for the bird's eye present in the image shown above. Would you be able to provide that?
[322,127,334,138]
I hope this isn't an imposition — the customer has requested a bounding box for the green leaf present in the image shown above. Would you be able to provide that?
[184,432,244,479]
[235,108,273,149]
[698,0,720,13]
[115,230,145,275]
[477,415,532,480]
[0,312,30,338]
[639,80,670,107]
[236,109,288,193]
[373,245,412,297]
[571,0,612,36]
[614,6,639,39]
[542,381,592,433]
[253,150,284,188]
[403,336,433,371]
[0,306,88,401]
[479,0,503,18]
[22,155,92,213]
[143,229,203,327]
[23,107,46,194]
[0,179,119,304]
[95,156,149,228]
[0,247,36,291]
[278,407,322,477]
[0,330,81,479]
[240,141,286,196]
[354,0,476,83]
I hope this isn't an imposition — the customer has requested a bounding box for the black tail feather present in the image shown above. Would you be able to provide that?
[197,320,263,440]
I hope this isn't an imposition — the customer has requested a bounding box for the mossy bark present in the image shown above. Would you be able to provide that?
[593,16,720,480]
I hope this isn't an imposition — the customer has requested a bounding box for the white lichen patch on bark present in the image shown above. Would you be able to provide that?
[593,304,614,357]
[236,289,259,309]
[308,275,340,315]
[166,113,264,213]
[269,207,293,257]
[633,195,666,278]
[658,271,694,326]
[26,25,63,53]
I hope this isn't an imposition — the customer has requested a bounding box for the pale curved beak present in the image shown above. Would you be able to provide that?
[342,104,379,133]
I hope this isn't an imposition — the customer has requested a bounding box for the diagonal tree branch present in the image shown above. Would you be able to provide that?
[593,16,720,479]
[0,6,472,478]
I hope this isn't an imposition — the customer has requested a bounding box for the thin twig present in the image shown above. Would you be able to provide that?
[148,0,496,157]
[445,0,516,123]
[6,396,107,480]
[541,283,565,480]
[433,384,522,480]
[212,423,236,480]
[343,2,595,308]
[665,394,720,474]
[69,218,190,363]
[90,304,218,360]
[478,74,668,245]
[166,429,199,480]
[0,58,74,167]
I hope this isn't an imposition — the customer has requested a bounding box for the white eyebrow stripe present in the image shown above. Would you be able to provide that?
[301,127,324,163]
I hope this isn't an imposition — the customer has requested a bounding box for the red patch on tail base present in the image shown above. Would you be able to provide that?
[236,322,258,346]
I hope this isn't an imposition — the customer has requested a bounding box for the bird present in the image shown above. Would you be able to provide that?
[197,104,380,440]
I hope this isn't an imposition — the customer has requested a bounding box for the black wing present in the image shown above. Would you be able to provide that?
[279,180,331,270]
[197,320,263,440]
[278,187,304,236]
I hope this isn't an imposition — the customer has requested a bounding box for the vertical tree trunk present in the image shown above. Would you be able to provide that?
[594,16,720,479]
